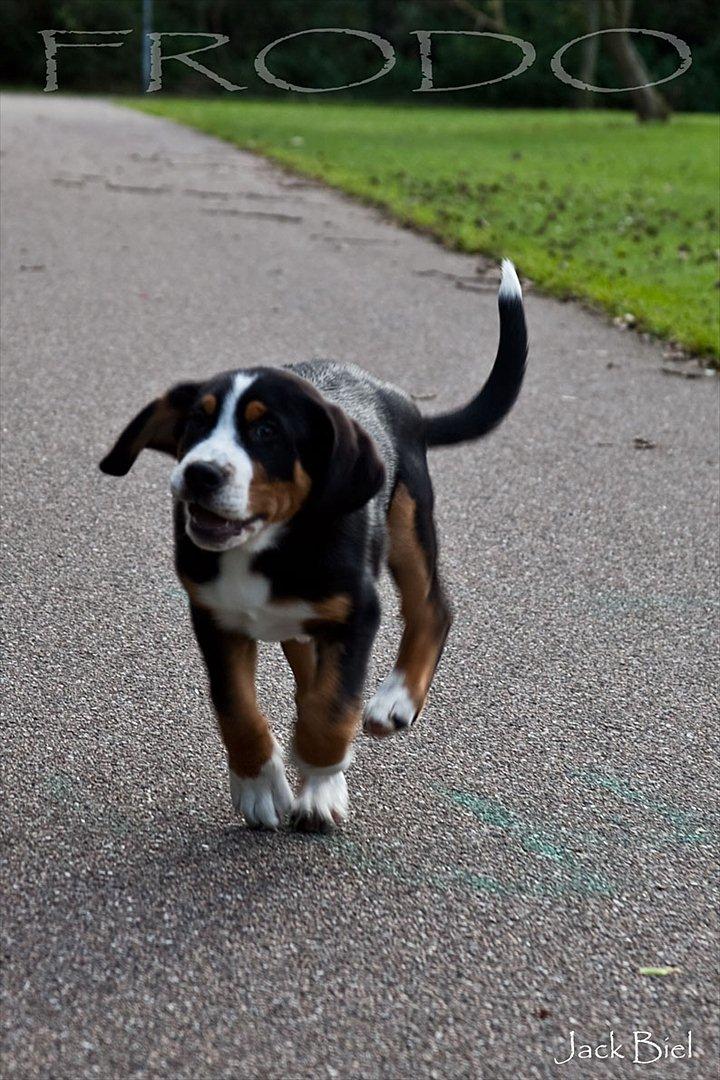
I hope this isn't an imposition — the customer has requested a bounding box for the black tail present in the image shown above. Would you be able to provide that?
[423,260,528,449]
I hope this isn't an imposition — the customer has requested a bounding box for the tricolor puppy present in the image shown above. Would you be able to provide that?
[100,260,527,831]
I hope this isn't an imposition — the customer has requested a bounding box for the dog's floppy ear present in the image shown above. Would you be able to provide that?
[310,400,385,517]
[99,382,200,476]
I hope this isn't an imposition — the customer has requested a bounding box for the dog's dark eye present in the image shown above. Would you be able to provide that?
[248,419,278,444]
[185,408,209,432]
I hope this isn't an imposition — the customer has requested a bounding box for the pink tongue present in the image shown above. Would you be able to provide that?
[191,504,229,527]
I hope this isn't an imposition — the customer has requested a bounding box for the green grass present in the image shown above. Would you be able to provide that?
[128,99,719,360]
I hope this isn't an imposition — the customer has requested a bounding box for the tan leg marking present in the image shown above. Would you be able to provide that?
[179,573,207,609]
[294,643,359,769]
[303,593,352,634]
[281,639,317,699]
[387,484,451,715]
[217,636,275,778]
[311,594,351,623]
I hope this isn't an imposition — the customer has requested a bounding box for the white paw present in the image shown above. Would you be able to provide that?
[229,744,292,830]
[289,767,349,833]
[363,670,417,738]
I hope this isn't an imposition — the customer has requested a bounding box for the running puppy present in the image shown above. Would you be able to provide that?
[100,260,527,831]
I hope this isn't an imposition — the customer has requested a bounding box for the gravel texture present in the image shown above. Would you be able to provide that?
[1,94,718,1080]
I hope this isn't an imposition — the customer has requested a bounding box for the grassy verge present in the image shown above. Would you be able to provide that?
[127,99,719,361]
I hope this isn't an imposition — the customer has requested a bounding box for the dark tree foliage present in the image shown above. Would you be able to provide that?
[1,0,717,111]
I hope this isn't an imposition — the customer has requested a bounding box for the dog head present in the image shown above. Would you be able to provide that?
[100,368,385,551]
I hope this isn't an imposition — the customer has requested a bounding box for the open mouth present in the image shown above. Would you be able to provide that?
[187,503,261,543]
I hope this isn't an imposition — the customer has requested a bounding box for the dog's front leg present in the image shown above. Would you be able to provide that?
[191,605,292,829]
[290,591,380,832]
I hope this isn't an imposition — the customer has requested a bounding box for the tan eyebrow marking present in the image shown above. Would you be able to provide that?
[200,393,217,416]
[244,400,267,423]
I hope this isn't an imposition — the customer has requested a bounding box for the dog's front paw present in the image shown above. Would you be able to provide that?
[363,670,417,738]
[229,745,292,830]
[289,770,349,833]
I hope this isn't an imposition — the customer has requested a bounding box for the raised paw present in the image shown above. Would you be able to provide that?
[229,744,292,830]
[362,670,418,738]
[289,770,348,833]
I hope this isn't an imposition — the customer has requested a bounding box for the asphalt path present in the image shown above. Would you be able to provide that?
[1,94,718,1079]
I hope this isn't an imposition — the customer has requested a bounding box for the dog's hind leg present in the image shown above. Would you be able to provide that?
[363,480,452,737]
[191,605,292,829]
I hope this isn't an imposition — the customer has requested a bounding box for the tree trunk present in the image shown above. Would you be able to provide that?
[602,0,670,120]
[574,0,600,108]
[486,0,506,30]
[368,0,399,41]
[447,0,505,32]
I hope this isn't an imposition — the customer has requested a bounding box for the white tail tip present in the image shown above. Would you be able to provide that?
[498,259,522,301]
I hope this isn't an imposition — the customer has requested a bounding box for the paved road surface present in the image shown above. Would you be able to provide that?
[1,95,718,1079]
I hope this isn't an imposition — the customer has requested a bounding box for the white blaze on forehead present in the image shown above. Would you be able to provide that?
[184,371,255,468]
[171,372,255,514]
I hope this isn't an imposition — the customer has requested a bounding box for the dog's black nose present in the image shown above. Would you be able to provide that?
[183,461,226,495]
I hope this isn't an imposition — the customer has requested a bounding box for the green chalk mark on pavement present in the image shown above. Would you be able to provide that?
[45,772,75,801]
[521,835,566,863]
[575,770,719,847]
[323,789,615,900]
[444,789,614,897]
[589,589,720,614]
[323,834,515,898]
[164,586,187,604]
[44,769,134,838]
[449,870,510,897]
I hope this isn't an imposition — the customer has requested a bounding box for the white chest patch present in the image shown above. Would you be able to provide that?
[194,545,314,642]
